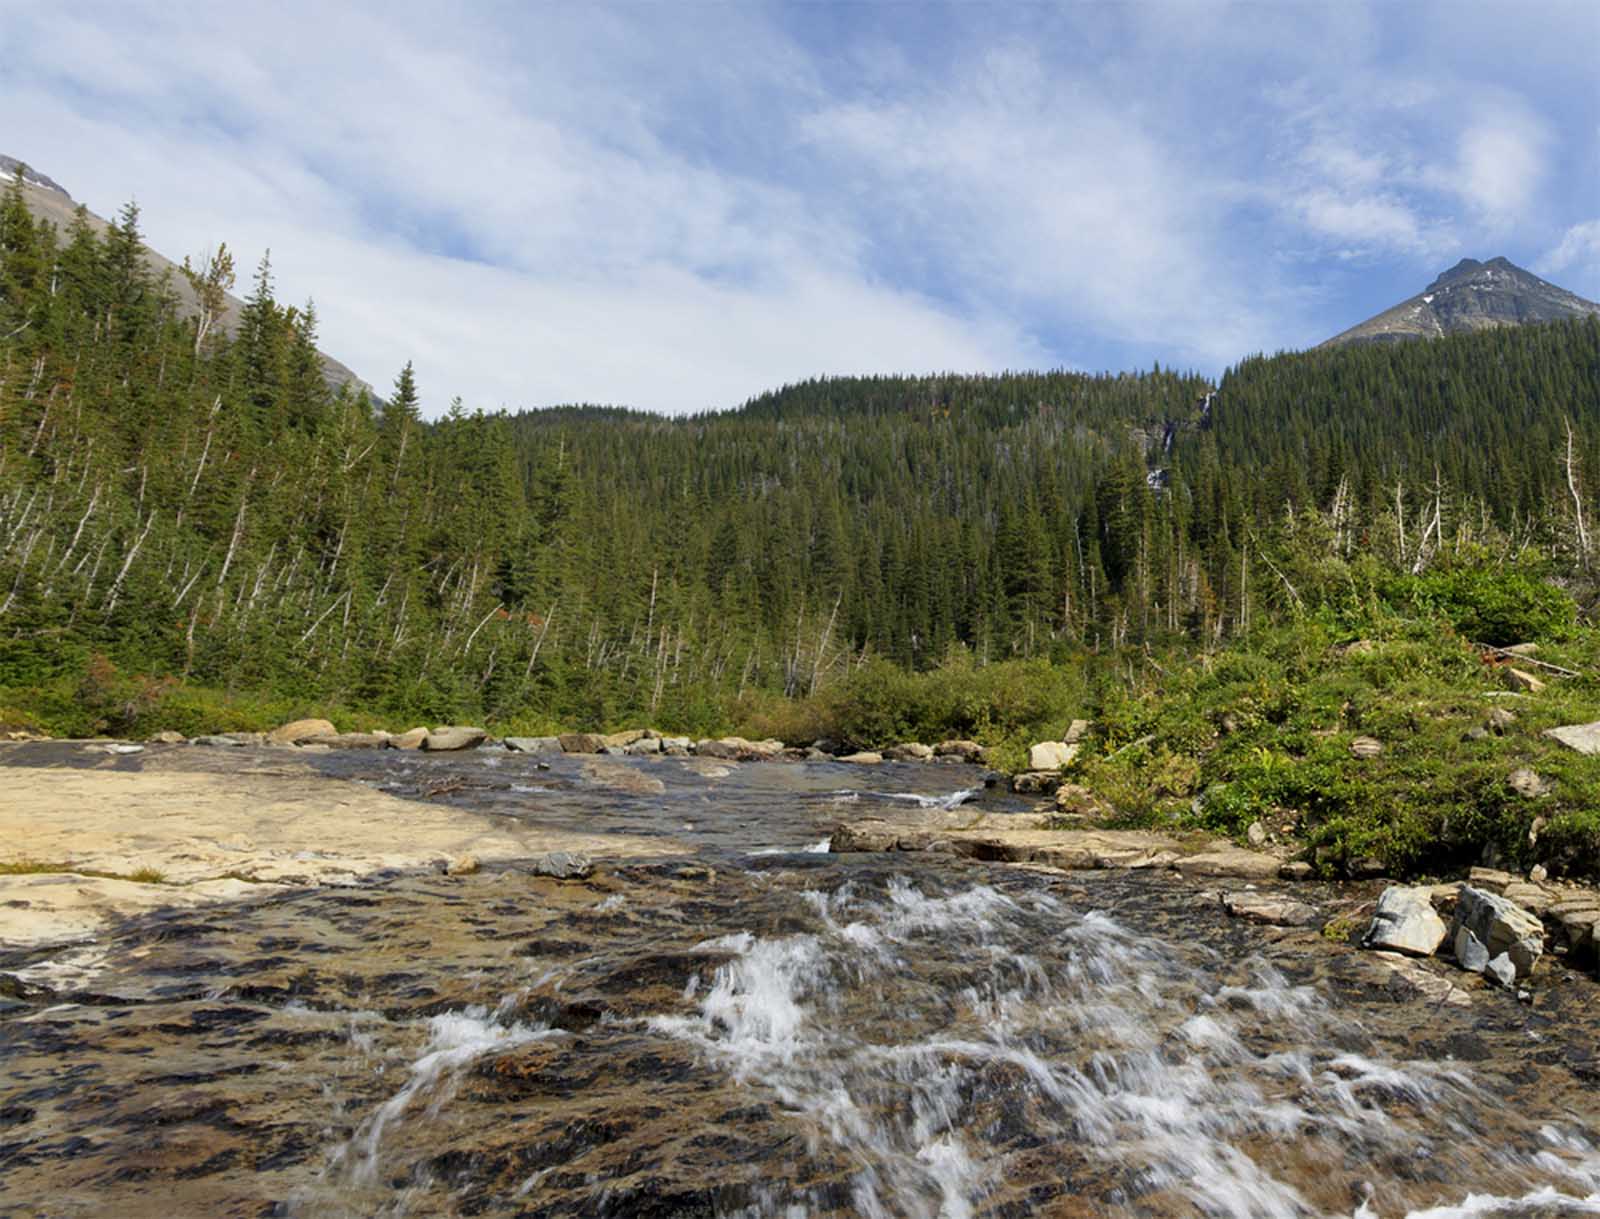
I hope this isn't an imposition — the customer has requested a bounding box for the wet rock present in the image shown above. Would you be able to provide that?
[267,718,336,745]
[829,822,899,852]
[532,851,592,880]
[192,734,248,748]
[317,732,389,750]
[839,751,882,765]
[1222,891,1319,927]
[624,737,663,756]
[392,727,428,750]
[1486,953,1518,988]
[559,732,607,754]
[1455,926,1490,973]
[85,742,144,754]
[1349,736,1383,759]
[1505,667,1547,693]
[504,736,561,754]
[580,761,666,796]
[1362,885,1449,957]
[884,742,934,762]
[147,730,186,744]
[446,854,480,876]
[423,726,488,752]
[1543,721,1600,755]
[1368,951,1471,1007]
[1012,771,1062,795]
[1028,741,1079,771]
[933,739,986,762]
[1452,885,1544,977]
[1174,847,1282,881]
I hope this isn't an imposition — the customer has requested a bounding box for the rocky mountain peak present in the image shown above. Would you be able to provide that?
[0,155,72,201]
[1323,256,1600,348]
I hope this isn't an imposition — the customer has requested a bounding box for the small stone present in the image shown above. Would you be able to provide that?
[1529,864,1548,883]
[446,854,480,876]
[1455,926,1490,973]
[1508,767,1549,799]
[1246,820,1268,848]
[1485,953,1517,988]
[1349,736,1383,759]
[1505,668,1546,694]
[1486,707,1517,733]
[1363,885,1449,957]
[532,851,592,880]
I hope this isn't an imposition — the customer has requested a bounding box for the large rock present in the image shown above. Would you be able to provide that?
[695,736,783,761]
[423,726,488,752]
[1451,884,1544,978]
[1028,741,1079,771]
[532,851,592,880]
[1173,847,1283,881]
[884,742,934,762]
[934,739,986,762]
[603,729,648,749]
[392,727,428,750]
[559,732,607,754]
[146,730,186,745]
[1222,891,1319,927]
[267,717,337,745]
[504,736,562,754]
[624,736,663,756]
[1543,721,1600,755]
[316,732,390,750]
[1362,885,1449,957]
[839,751,883,765]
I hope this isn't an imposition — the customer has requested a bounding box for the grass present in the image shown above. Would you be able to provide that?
[0,859,169,884]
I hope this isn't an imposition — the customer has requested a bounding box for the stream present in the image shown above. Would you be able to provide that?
[2,747,1598,1217]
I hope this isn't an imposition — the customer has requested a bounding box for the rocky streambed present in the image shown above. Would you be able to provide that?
[2,742,1599,1217]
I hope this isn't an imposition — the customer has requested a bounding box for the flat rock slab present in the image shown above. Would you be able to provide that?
[0,764,683,953]
[1543,721,1600,755]
[1223,891,1320,927]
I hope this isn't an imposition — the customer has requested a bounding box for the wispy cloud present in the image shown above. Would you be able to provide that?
[3,0,1595,412]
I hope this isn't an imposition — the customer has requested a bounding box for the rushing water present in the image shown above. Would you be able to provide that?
[2,746,1598,1217]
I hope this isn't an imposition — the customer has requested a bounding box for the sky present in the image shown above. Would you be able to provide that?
[3,0,1598,416]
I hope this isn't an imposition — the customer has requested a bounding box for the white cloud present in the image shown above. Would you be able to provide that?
[1452,104,1552,224]
[1538,219,1600,280]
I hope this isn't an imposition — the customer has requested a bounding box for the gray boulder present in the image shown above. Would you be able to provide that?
[423,726,488,752]
[1451,885,1544,979]
[559,732,607,754]
[532,851,592,880]
[1363,885,1449,957]
[624,736,663,756]
[1486,953,1518,988]
[504,736,562,754]
[1455,925,1490,973]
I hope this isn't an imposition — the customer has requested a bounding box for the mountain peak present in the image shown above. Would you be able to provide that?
[0,155,72,202]
[1324,256,1600,348]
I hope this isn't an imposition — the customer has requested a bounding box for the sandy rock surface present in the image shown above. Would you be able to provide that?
[0,752,682,951]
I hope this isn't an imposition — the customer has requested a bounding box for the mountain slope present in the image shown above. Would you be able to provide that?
[1321,256,1600,348]
[1,154,369,395]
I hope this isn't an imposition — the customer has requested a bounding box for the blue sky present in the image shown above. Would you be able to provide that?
[4,0,1598,415]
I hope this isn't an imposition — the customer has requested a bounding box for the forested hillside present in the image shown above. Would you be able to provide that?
[2,169,1599,737]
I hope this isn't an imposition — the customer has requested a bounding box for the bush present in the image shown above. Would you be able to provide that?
[1385,566,1575,646]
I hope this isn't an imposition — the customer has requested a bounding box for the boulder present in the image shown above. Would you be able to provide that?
[532,851,592,880]
[1451,885,1544,975]
[659,737,692,755]
[1554,907,1600,961]
[267,717,337,745]
[884,742,935,762]
[624,737,663,756]
[1012,771,1062,795]
[934,739,986,763]
[559,732,607,754]
[603,729,648,749]
[146,730,186,745]
[317,732,389,750]
[1485,953,1518,988]
[192,734,247,748]
[696,736,783,761]
[1543,721,1600,755]
[423,726,488,752]
[1222,891,1319,927]
[1455,926,1490,973]
[392,727,429,750]
[1362,885,1449,957]
[839,751,883,765]
[1505,668,1547,693]
[1028,741,1079,771]
[504,736,562,754]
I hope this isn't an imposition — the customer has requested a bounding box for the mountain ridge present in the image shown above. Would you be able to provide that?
[1321,255,1600,349]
